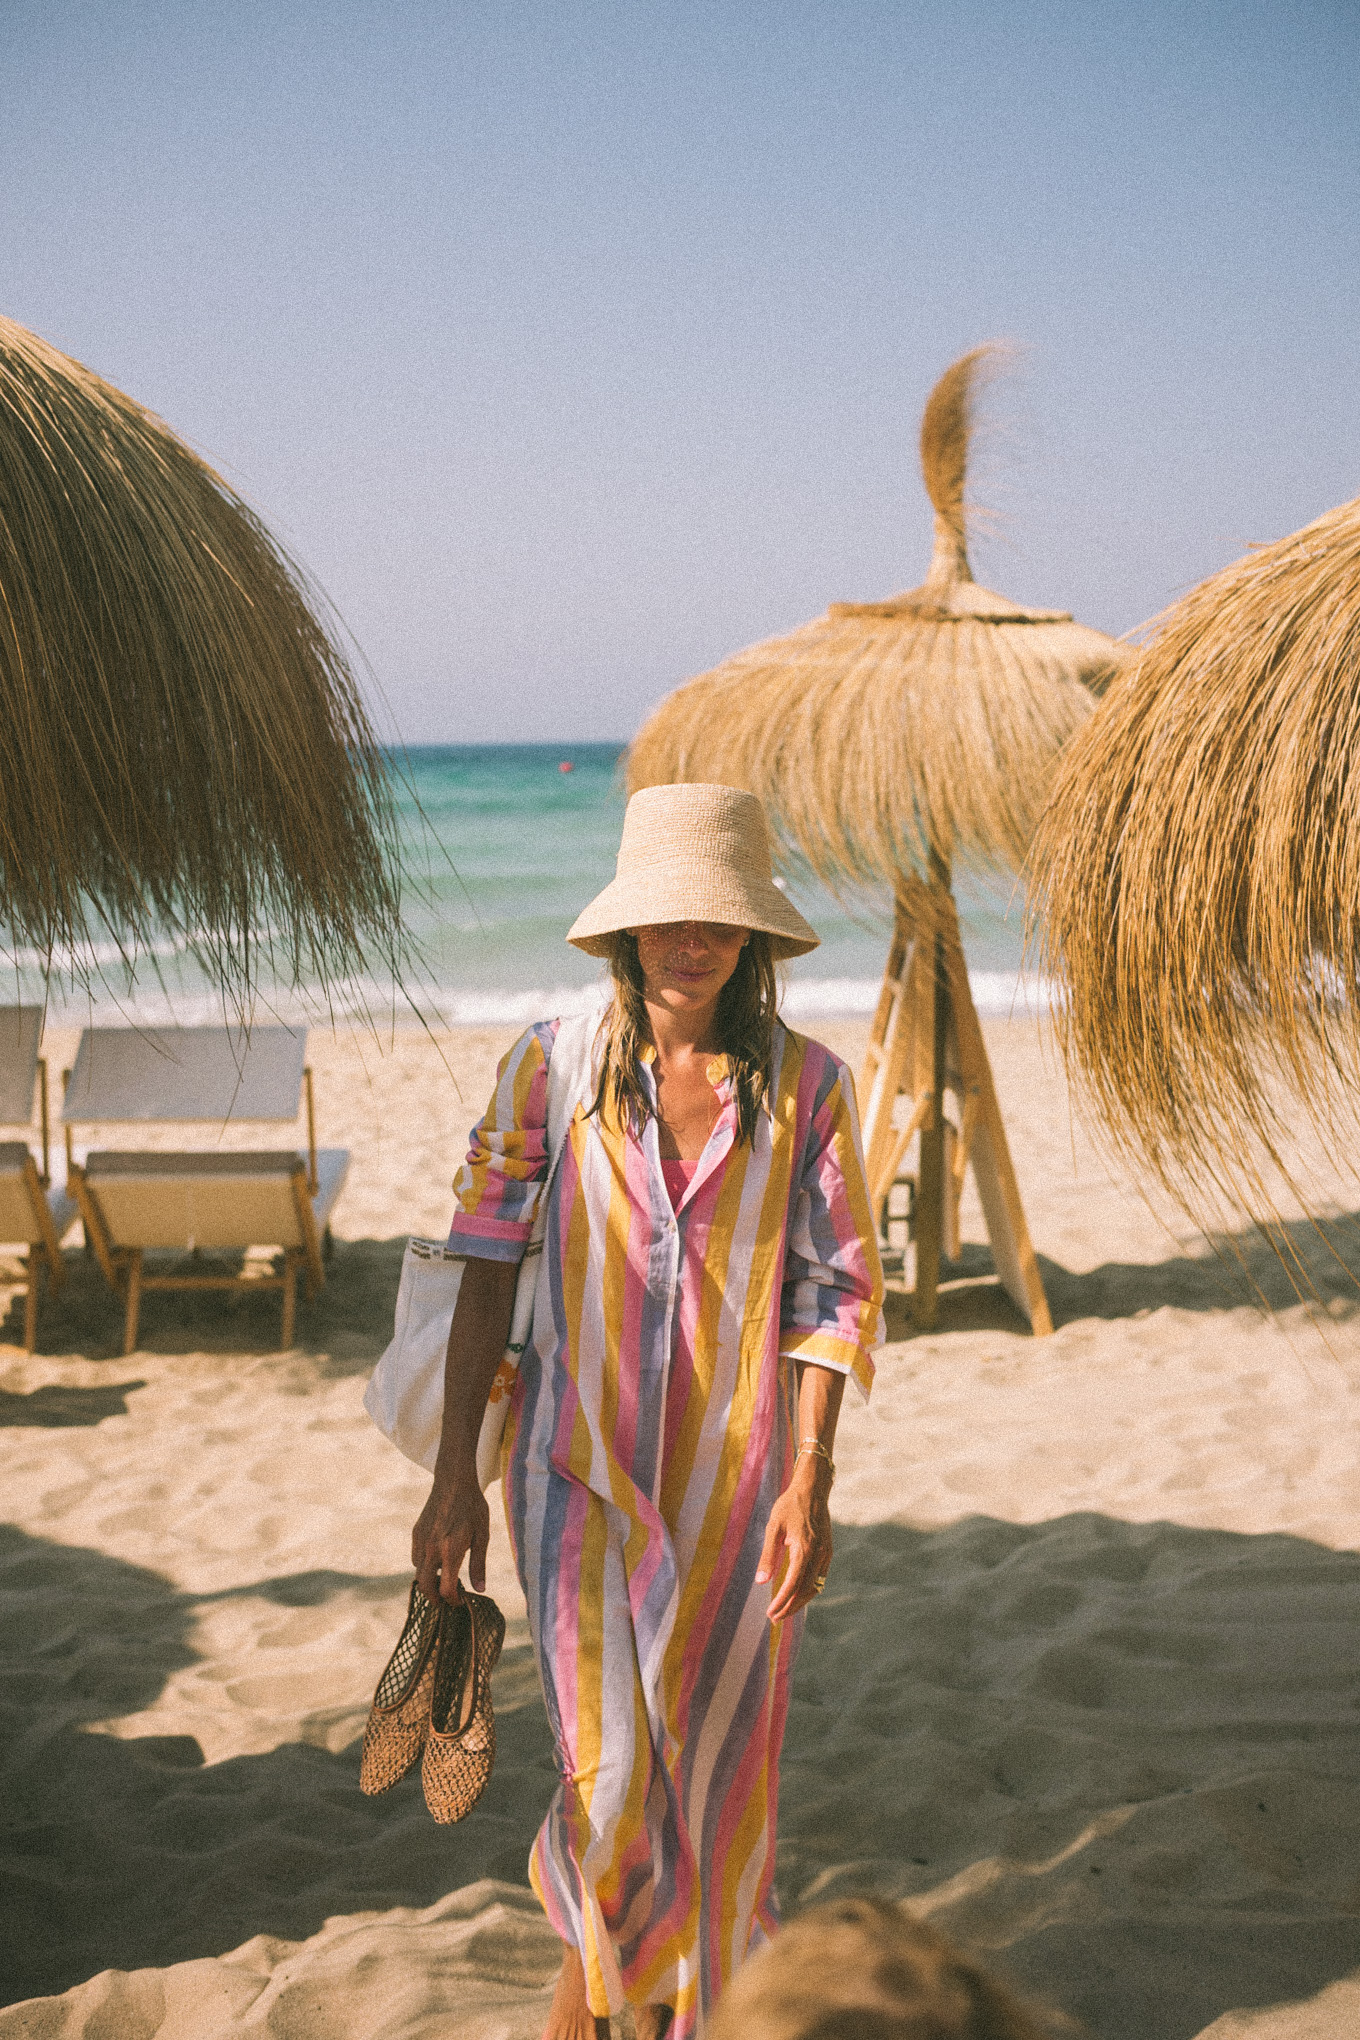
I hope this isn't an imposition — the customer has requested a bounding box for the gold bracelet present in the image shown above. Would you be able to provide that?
[795,1438,835,1483]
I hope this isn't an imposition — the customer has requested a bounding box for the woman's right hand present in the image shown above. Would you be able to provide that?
[411,1258,519,1606]
[412,1458,490,1605]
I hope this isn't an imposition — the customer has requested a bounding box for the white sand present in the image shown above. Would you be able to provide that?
[3,1019,1360,2039]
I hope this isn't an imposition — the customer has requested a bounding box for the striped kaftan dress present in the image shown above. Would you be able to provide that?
[448,1017,884,2035]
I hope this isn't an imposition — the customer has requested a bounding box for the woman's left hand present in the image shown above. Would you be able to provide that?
[757,1461,834,1622]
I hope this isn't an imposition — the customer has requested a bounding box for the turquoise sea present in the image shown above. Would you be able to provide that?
[392,745,1039,1024]
[32,743,1040,1026]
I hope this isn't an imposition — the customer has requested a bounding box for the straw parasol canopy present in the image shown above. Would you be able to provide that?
[1031,493,1360,1206]
[0,314,408,1007]
[628,347,1129,892]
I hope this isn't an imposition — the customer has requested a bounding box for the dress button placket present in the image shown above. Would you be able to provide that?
[644,1066,681,1506]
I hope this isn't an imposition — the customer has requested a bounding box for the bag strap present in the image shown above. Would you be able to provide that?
[526,1006,603,1247]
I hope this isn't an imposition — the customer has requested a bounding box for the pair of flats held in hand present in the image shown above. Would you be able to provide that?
[359,1579,506,1822]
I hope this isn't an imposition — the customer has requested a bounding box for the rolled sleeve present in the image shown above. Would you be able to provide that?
[448,1020,559,1263]
[779,1056,885,1400]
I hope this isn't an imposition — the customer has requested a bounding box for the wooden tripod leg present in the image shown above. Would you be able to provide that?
[912,898,950,1330]
[123,1250,144,1356]
[941,929,1054,1336]
[281,1252,299,1351]
[860,942,922,1216]
[875,1090,932,1216]
[942,1123,961,1262]
[857,906,909,1115]
[23,1254,38,1354]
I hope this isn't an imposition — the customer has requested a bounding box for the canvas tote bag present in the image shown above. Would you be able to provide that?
[364,1008,600,1488]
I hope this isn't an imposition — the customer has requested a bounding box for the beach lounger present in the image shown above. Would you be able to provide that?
[0,1007,76,1350]
[61,1026,349,1354]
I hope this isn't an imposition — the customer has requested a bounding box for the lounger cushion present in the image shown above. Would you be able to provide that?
[64,1028,306,1123]
[0,1143,41,1244]
[81,1149,350,1251]
[0,1142,74,1248]
[0,1012,41,1125]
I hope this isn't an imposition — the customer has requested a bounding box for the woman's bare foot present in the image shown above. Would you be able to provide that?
[543,1947,609,2040]
[635,2007,674,2040]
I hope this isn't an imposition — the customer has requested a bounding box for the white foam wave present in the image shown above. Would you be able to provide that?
[371,971,1054,1028]
[965,971,1057,1017]
[782,972,1053,1020]
[423,983,611,1028]
[31,970,1053,1033]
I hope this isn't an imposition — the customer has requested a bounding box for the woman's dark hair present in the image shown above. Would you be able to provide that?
[590,929,779,1147]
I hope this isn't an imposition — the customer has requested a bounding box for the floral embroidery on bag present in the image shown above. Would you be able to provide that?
[486,1356,518,1405]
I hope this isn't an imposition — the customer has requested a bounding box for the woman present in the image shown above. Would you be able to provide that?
[413,783,884,2040]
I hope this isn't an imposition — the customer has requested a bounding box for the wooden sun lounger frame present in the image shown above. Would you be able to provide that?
[59,1031,337,1355]
[0,1140,68,1352]
[68,1155,326,1356]
[857,868,1053,1336]
[0,1034,66,1351]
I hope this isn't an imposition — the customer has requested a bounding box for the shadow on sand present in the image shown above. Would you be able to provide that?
[0,1236,408,1367]
[18,1206,1360,1359]
[0,1379,147,1426]
[5,1515,1360,2037]
[785,1514,1360,2040]
[0,1522,559,2009]
[881,1207,1360,1339]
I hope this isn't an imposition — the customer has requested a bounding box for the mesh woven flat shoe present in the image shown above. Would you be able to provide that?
[359,1581,443,1795]
[421,1588,506,1823]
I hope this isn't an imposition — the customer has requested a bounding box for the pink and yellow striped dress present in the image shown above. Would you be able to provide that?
[449,1017,883,2034]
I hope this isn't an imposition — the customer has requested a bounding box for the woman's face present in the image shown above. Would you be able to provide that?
[630,921,749,1018]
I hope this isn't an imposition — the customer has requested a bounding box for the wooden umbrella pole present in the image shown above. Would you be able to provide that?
[912,849,952,1328]
[939,918,1054,1336]
[853,862,1052,1336]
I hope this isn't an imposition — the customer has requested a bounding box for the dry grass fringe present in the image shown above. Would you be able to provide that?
[920,344,994,541]
[0,316,410,1012]
[1029,493,1360,1222]
[627,348,1124,891]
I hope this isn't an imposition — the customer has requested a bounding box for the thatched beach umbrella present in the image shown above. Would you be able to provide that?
[630,348,1129,1330]
[629,348,1123,891]
[0,315,407,1008]
[1032,493,1360,1216]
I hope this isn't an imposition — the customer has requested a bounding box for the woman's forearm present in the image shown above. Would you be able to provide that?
[413,1255,520,1602]
[435,1256,520,1475]
[761,1364,846,1620]
[795,1362,845,1459]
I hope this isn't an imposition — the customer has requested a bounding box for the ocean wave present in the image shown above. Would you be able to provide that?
[420,973,1055,1026]
[420,983,611,1027]
[781,973,1054,1019]
[31,970,1054,1033]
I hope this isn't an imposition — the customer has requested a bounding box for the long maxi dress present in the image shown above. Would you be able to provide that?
[448,1016,884,2036]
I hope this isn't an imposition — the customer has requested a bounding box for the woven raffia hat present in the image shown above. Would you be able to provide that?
[568,783,820,960]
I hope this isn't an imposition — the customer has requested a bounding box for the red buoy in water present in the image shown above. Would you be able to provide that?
[559,760,574,773]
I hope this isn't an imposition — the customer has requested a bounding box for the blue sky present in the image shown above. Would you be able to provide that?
[3,1,1357,743]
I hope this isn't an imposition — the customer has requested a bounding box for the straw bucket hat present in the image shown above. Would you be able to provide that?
[567,783,820,960]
